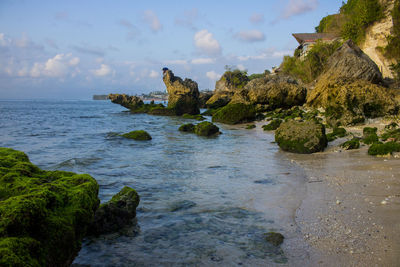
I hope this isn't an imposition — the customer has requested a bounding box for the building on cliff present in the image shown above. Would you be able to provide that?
[292,33,339,58]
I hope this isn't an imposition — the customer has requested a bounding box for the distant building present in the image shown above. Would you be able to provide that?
[292,33,339,58]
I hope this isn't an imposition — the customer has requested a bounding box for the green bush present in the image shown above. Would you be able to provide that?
[280,40,341,83]
[221,66,249,89]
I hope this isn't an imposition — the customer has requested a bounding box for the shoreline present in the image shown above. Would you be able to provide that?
[287,145,400,266]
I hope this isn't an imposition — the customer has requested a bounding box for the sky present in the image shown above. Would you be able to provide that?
[0,0,343,99]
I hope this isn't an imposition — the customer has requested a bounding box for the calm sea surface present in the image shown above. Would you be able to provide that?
[0,100,310,266]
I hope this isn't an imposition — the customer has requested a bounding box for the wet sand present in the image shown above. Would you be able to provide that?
[288,145,400,266]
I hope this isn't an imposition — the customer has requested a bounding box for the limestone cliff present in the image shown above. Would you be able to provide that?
[360,0,396,78]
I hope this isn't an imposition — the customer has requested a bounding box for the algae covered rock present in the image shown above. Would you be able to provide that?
[275,120,328,153]
[88,186,140,236]
[368,142,400,156]
[178,123,195,133]
[182,113,205,121]
[326,127,347,142]
[194,121,220,136]
[212,103,256,125]
[108,94,144,110]
[341,138,360,150]
[163,70,200,115]
[122,130,152,140]
[362,127,379,144]
[262,119,282,131]
[264,232,284,246]
[0,147,99,266]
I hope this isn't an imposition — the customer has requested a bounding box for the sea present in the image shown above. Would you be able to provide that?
[0,100,311,266]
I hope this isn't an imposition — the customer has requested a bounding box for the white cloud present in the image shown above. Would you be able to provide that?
[92,64,112,77]
[191,58,216,64]
[30,63,42,77]
[69,57,80,66]
[206,71,221,81]
[194,29,221,56]
[29,53,80,78]
[237,48,291,61]
[149,70,159,78]
[281,0,318,19]
[165,59,187,65]
[143,10,162,32]
[237,64,246,71]
[0,33,10,46]
[250,13,264,24]
[235,30,265,42]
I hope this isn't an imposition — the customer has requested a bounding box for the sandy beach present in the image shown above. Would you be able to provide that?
[287,137,400,266]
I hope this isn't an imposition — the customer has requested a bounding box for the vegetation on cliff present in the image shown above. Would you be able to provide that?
[385,0,400,79]
[0,147,99,266]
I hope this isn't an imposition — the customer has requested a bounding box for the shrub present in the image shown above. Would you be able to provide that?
[221,66,249,89]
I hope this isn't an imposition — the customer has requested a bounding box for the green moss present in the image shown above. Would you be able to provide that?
[194,122,220,136]
[381,128,400,141]
[220,67,249,89]
[178,123,195,133]
[363,133,379,144]
[262,119,282,131]
[340,138,360,150]
[264,232,284,246]
[212,103,256,125]
[245,124,256,129]
[147,107,176,116]
[326,127,347,142]
[385,122,399,131]
[201,109,219,116]
[368,141,400,155]
[121,130,152,140]
[182,114,205,121]
[0,147,99,266]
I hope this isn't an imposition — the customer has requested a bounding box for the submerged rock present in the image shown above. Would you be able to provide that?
[275,120,327,153]
[88,186,140,236]
[0,147,99,266]
[163,70,200,115]
[182,113,205,121]
[264,232,284,246]
[212,103,256,125]
[121,130,152,140]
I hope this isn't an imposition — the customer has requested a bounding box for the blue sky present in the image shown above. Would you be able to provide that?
[0,0,342,99]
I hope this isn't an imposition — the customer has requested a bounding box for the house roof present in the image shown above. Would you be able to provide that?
[292,33,338,44]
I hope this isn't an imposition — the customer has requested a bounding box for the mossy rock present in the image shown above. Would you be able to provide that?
[212,103,256,125]
[384,122,399,131]
[194,121,220,136]
[245,124,256,129]
[262,119,282,131]
[380,128,400,142]
[264,232,284,246]
[87,186,140,236]
[121,130,152,140]
[340,138,360,150]
[182,113,205,121]
[201,109,218,116]
[148,107,176,116]
[178,123,195,133]
[368,142,400,156]
[0,147,99,266]
[326,127,347,142]
[275,120,328,154]
[363,127,377,136]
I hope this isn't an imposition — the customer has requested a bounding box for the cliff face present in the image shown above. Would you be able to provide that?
[360,0,396,78]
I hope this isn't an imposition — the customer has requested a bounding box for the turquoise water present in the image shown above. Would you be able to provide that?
[0,100,309,266]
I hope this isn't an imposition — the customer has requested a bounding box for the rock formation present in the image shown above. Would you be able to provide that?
[121,130,152,140]
[162,70,200,115]
[108,94,144,110]
[275,120,328,153]
[198,91,213,108]
[307,40,399,126]
[88,186,140,236]
[212,103,256,124]
[0,147,99,266]
[230,74,307,110]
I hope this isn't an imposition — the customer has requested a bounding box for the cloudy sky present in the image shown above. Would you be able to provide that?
[0,0,342,99]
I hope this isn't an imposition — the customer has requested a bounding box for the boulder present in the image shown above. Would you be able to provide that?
[194,121,220,136]
[88,186,140,236]
[121,130,152,140]
[178,123,195,132]
[206,70,249,109]
[0,147,99,266]
[212,103,256,125]
[163,70,200,115]
[275,120,328,153]
[306,40,399,126]
[230,75,307,109]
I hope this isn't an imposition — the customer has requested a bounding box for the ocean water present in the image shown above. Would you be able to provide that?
[0,100,309,266]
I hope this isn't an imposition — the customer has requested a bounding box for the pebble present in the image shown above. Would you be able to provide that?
[336,200,341,205]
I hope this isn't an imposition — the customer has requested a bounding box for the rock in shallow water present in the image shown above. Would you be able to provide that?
[121,130,152,141]
[0,147,99,266]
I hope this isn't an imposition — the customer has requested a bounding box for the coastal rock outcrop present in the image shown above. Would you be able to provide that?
[307,40,399,126]
[198,91,213,108]
[212,103,256,124]
[275,120,327,153]
[108,94,144,110]
[0,147,99,266]
[230,74,307,110]
[121,130,152,140]
[206,70,249,109]
[163,70,200,115]
[88,186,140,236]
